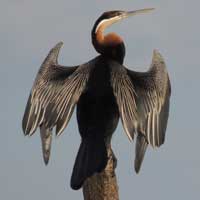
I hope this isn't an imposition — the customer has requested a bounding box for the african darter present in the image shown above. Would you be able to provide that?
[22,8,171,190]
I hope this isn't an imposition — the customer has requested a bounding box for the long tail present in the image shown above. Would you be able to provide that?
[70,134,107,190]
[135,133,148,173]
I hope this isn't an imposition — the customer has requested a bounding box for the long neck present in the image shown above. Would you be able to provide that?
[92,21,125,64]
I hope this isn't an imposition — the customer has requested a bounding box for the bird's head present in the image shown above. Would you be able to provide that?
[92,8,155,63]
[93,8,155,35]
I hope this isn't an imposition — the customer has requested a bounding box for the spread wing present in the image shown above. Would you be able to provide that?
[109,60,138,141]
[110,50,171,172]
[22,42,94,164]
[127,50,171,147]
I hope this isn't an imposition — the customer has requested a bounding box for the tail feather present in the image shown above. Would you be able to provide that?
[40,124,52,165]
[135,133,148,173]
[70,135,107,190]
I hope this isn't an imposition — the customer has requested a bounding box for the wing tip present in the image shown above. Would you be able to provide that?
[55,41,64,49]
[152,49,165,64]
[43,152,50,165]
[134,163,141,174]
[40,125,52,166]
[22,122,36,136]
[45,41,64,64]
[153,49,161,56]
[22,122,28,136]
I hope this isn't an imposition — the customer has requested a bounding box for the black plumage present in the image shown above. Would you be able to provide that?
[22,8,171,190]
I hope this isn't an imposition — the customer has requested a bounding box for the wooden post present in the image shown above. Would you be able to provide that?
[82,145,119,200]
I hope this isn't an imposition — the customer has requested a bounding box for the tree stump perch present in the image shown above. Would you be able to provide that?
[82,145,119,200]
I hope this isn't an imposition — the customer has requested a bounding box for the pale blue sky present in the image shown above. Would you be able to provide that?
[0,0,199,199]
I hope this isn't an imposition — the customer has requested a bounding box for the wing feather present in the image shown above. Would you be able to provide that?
[127,50,171,147]
[22,42,94,164]
[110,50,170,172]
[109,61,137,141]
[109,50,170,146]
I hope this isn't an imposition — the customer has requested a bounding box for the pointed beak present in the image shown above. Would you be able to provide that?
[121,8,155,19]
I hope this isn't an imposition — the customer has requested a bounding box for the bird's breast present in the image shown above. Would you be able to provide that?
[76,60,119,138]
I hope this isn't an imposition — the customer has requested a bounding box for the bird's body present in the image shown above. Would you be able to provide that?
[77,56,119,138]
[72,56,120,189]
[22,8,171,190]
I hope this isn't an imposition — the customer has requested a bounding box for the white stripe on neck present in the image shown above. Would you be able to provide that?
[95,16,120,33]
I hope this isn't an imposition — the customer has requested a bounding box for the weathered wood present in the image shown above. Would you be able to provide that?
[83,145,119,200]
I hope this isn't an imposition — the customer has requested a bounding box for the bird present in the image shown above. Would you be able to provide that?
[22,8,171,190]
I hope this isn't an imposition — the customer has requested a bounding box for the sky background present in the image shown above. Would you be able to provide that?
[0,0,199,199]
